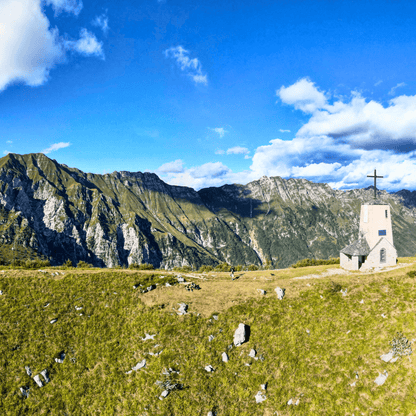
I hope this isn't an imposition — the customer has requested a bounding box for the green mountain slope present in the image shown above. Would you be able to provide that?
[0,153,415,268]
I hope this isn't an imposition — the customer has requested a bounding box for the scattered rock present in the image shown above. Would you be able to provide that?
[261,383,267,390]
[25,366,32,376]
[185,282,201,291]
[126,359,146,374]
[380,351,399,363]
[33,374,43,388]
[143,285,156,293]
[208,335,214,342]
[159,390,169,400]
[306,329,310,335]
[360,299,364,304]
[257,289,266,295]
[205,365,215,372]
[287,398,293,405]
[177,303,188,315]
[249,349,257,358]
[50,319,57,324]
[142,333,156,341]
[340,288,347,296]
[44,303,50,308]
[295,399,299,406]
[381,314,386,318]
[275,287,285,300]
[346,330,351,334]
[233,323,249,346]
[222,352,229,362]
[177,276,185,283]
[255,391,267,403]
[75,306,82,310]
[320,295,323,299]
[0,290,3,295]
[20,386,29,397]
[213,315,218,320]
[374,370,388,386]
[350,381,356,387]
[40,369,50,383]
[55,352,66,363]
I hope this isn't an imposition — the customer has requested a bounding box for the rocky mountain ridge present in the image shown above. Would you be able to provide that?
[1,153,416,269]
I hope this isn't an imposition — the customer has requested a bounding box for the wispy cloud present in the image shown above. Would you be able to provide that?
[164,46,207,85]
[45,0,83,16]
[156,159,184,174]
[3,150,10,155]
[389,82,406,96]
[92,12,109,35]
[42,142,71,154]
[226,146,249,155]
[6,140,12,144]
[209,127,228,138]
[279,129,290,133]
[374,80,383,86]
[215,149,225,155]
[64,29,105,60]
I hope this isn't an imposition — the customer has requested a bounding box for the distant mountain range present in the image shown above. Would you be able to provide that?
[1,153,416,269]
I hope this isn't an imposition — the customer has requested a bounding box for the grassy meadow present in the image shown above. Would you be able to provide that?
[1,259,416,415]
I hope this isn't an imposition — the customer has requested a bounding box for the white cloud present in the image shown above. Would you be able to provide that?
[41,142,70,154]
[157,159,184,174]
[279,129,290,133]
[0,0,104,92]
[3,150,10,155]
[164,46,207,86]
[210,127,228,138]
[0,0,65,91]
[64,29,104,59]
[375,80,383,86]
[277,78,327,113]
[45,0,83,16]
[389,82,406,96]
[92,12,109,35]
[226,146,249,155]
[6,140,12,144]
[215,149,225,155]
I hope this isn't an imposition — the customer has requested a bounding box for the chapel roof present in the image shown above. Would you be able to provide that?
[340,237,370,256]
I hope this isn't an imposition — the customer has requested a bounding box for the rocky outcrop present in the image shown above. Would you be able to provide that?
[1,153,416,269]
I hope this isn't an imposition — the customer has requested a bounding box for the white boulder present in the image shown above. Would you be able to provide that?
[142,333,156,341]
[208,335,214,342]
[375,371,388,386]
[275,287,285,300]
[50,319,57,324]
[222,352,229,362]
[33,375,43,387]
[257,289,266,295]
[255,391,266,403]
[205,365,215,372]
[177,303,188,315]
[249,349,256,358]
[160,390,169,399]
[126,359,146,374]
[55,352,66,364]
[25,366,32,376]
[233,323,249,346]
[20,386,29,397]
[40,369,50,383]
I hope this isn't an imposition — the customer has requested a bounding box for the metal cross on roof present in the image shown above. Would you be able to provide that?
[367,169,383,199]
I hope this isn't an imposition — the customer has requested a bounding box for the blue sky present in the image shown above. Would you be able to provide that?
[2,0,416,191]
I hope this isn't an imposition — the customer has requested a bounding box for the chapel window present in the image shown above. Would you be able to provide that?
[380,248,386,263]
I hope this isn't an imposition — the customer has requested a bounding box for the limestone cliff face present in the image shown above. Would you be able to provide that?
[1,153,416,268]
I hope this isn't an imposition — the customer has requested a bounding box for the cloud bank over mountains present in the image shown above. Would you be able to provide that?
[158,78,416,191]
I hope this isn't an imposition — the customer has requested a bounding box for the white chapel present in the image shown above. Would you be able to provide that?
[340,170,397,271]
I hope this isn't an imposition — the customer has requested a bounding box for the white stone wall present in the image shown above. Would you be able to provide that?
[361,239,397,270]
[359,204,394,250]
[340,252,359,270]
